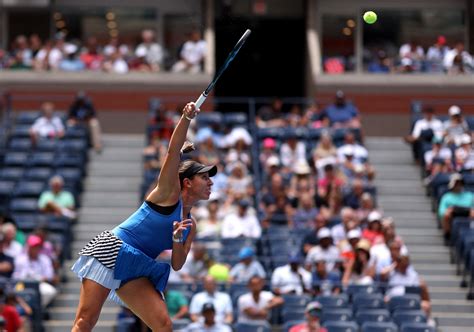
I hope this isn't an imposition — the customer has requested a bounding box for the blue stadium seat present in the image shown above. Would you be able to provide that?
[10,125,32,138]
[59,139,88,152]
[29,152,55,167]
[64,126,88,139]
[316,294,349,308]
[257,127,282,140]
[233,322,271,332]
[9,198,38,213]
[353,293,386,310]
[355,309,391,325]
[393,310,427,326]
[347,284,382,298]
[196,112,223,127]
[323,320,358,332]
[12,214,38,231]
[171,318,191,331]
[24,167,53,181]
[36,139,59,152]
[321,308,353,323]
[361,321,398,332]
[53,153,86,170]
[12,181,45,198]
[388,294,421,312]
[4,152,29,167]
[281,294,311,309]
[400,322,435,332]
[223,112,248,126]
[0,167,24,181]
[281,308,305,323]
[8,138,32,151]
[15,111,40,125]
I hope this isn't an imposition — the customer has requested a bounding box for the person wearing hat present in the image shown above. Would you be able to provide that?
[311,257,342,297]
[289,301,327,332]
[342,239,376,286]
[306,228,341,272]
[320,90,360,129]
[454,133,474,172]
[185,302,232,332]
[427,36,448,66]
[442,105,470,147]
[339,228,362,262]
[221,199,261,239]
[229,247,266,283]
[237,276,284,325]
[362,211,385,245]
[260,137,278,168]
[423,135,452,181]
[438,173,474,240]
[271,253,312,295]
[71,102,218,331]
[13,235,58,308]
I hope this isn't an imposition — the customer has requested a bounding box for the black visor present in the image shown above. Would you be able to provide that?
[179,163,217,182]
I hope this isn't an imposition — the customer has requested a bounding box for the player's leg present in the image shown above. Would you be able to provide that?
[71,279,110,332]
[116,277,172,331]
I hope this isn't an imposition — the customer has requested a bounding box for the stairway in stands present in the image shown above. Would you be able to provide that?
[44,134,144,332]
[366,137,474,332]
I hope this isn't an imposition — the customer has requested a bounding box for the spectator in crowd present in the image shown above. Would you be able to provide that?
[290,192,319,230]
[229,247,266,283]
[311,258,342,296]
[38,175,76,219]
[367,50,393,73]
[320,90,360,128]
[256,98,286,128]
[29,101,65,145]
[189,275,233,324]
[172,30,207,74]
[311,131,337,172]
[279,134,306,170]
[355,192,376,223]
[13,235,58,308]
[196,132,221,166]
[2,223,23,258]
[80,36,103,71]
[271,253,312,295]
[103,37,130,59]
[0,289,22,332]
[185,303,232,332]
[337,132,368,164]
[177,243,213,282]
[142,136,167,171]
[423,136,453,181]
[305,228,341,272]
[426,36,448,72]
[286,104,304,127]
[385,255,435,327]
[221,199,261,239]
[316,163,345,212]
[237,276,284,325]
[102,50,129,74]
[135,29,164,72]
[10,35,33,69]
[224,128,252,168]
[59,44,85,72]
[67,91,103,152]
[331,207,357,245]
[404,105,444,161]
[342,239,376,286]
[34,35,64,71]
[259,137,278,167]
[444,42,473,74]
[5,291,32,330]
[164,288,189,320]
[362,211,384,245]
[0,233,14,278]
[289,301,327,332]
[454,133,474,172]
[34,226,61,269]
[399,40,424,72]
[442,105,470,146]
[438,173,474,240]
[288,160,315,203]
[29,34,42,60]
[225,162,254,199]
[338,228,362,263]
[371,219,407,275]
[196,195,223,239]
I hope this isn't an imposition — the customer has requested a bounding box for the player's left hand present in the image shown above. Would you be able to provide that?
[173,219,193,239]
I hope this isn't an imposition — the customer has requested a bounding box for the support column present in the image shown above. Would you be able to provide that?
[204,0,215,76]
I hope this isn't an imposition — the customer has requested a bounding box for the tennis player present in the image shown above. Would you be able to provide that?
[71,102,216,331]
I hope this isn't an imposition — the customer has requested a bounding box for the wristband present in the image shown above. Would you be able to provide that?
[172,234,183,243]
[184,114,193,121]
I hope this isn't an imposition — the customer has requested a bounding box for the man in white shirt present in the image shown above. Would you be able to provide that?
[221,199,261,239]
[271,254,312,295]
[237,276,284,325]
[408,106,444,143]
[331,207,357,246]
[189,275,233,324]
[185,303,232,332]
[135,29,164,72]
[29,102,65,144]
[337,132,368,164]
[229,247,266,283]
[443,42,473,73]
[305,228,341,272]
[172,30,207,74]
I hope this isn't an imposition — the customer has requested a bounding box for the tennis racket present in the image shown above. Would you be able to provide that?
[195,29,252,109]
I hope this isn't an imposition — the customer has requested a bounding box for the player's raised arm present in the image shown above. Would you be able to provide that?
[147,102,198,204]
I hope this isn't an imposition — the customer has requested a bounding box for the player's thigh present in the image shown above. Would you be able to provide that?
[116,277,171,330]
[74,279,110,324]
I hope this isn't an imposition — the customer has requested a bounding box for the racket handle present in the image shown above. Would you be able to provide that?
[195,93,207,109]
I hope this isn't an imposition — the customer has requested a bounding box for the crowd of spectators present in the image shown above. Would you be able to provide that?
[121,92,437,331]
[0,29,207,74]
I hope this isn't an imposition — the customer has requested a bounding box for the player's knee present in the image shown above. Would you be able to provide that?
[150,315,172,331]
[72,316,96,332]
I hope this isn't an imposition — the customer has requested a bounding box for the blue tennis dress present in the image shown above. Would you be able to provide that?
[71,200,190,306]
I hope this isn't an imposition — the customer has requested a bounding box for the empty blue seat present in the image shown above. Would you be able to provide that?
[400,322,435,332]
[224,112,248,126]
[172,318,191,331]
[196,112,223,127]
[321,308,353,323]
[10,125,31,138]
[355,309,391,325]
[353,293,385,310]
[53,154,85,169]
[0,167,24,181]
[9,198,38,213]
[0,181,16,196]
[281,309,305,323]
[316,294,349,308]
[15,111,40,125]
[361,321,398,332]
[59,139,88,152]
[55,167,83,182]
[393,310,427,326]
[233,322,271,332]
[29,152,55,167]
[257,127,282,139]
[11,214,38,231]
[389,294,421,312]
[323,320,358,332]
[8,138,32,151]
[24,167,53,181]
[4,152,29,167]
[281,294,311,309]
[64,126,88,139]
[347,284,381,298]
[36,139,59,152]
[12,181,44,198]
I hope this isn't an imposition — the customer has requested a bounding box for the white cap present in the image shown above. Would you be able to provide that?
[347,228,362,240]
[317,227,332,239]
[448,105,461,116]
[368,211,383,223]
[461,133,472,145]
[266,155,280,167]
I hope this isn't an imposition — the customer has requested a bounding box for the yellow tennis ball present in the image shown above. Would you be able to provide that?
[208,263,229,282]
[363,11,377,24]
